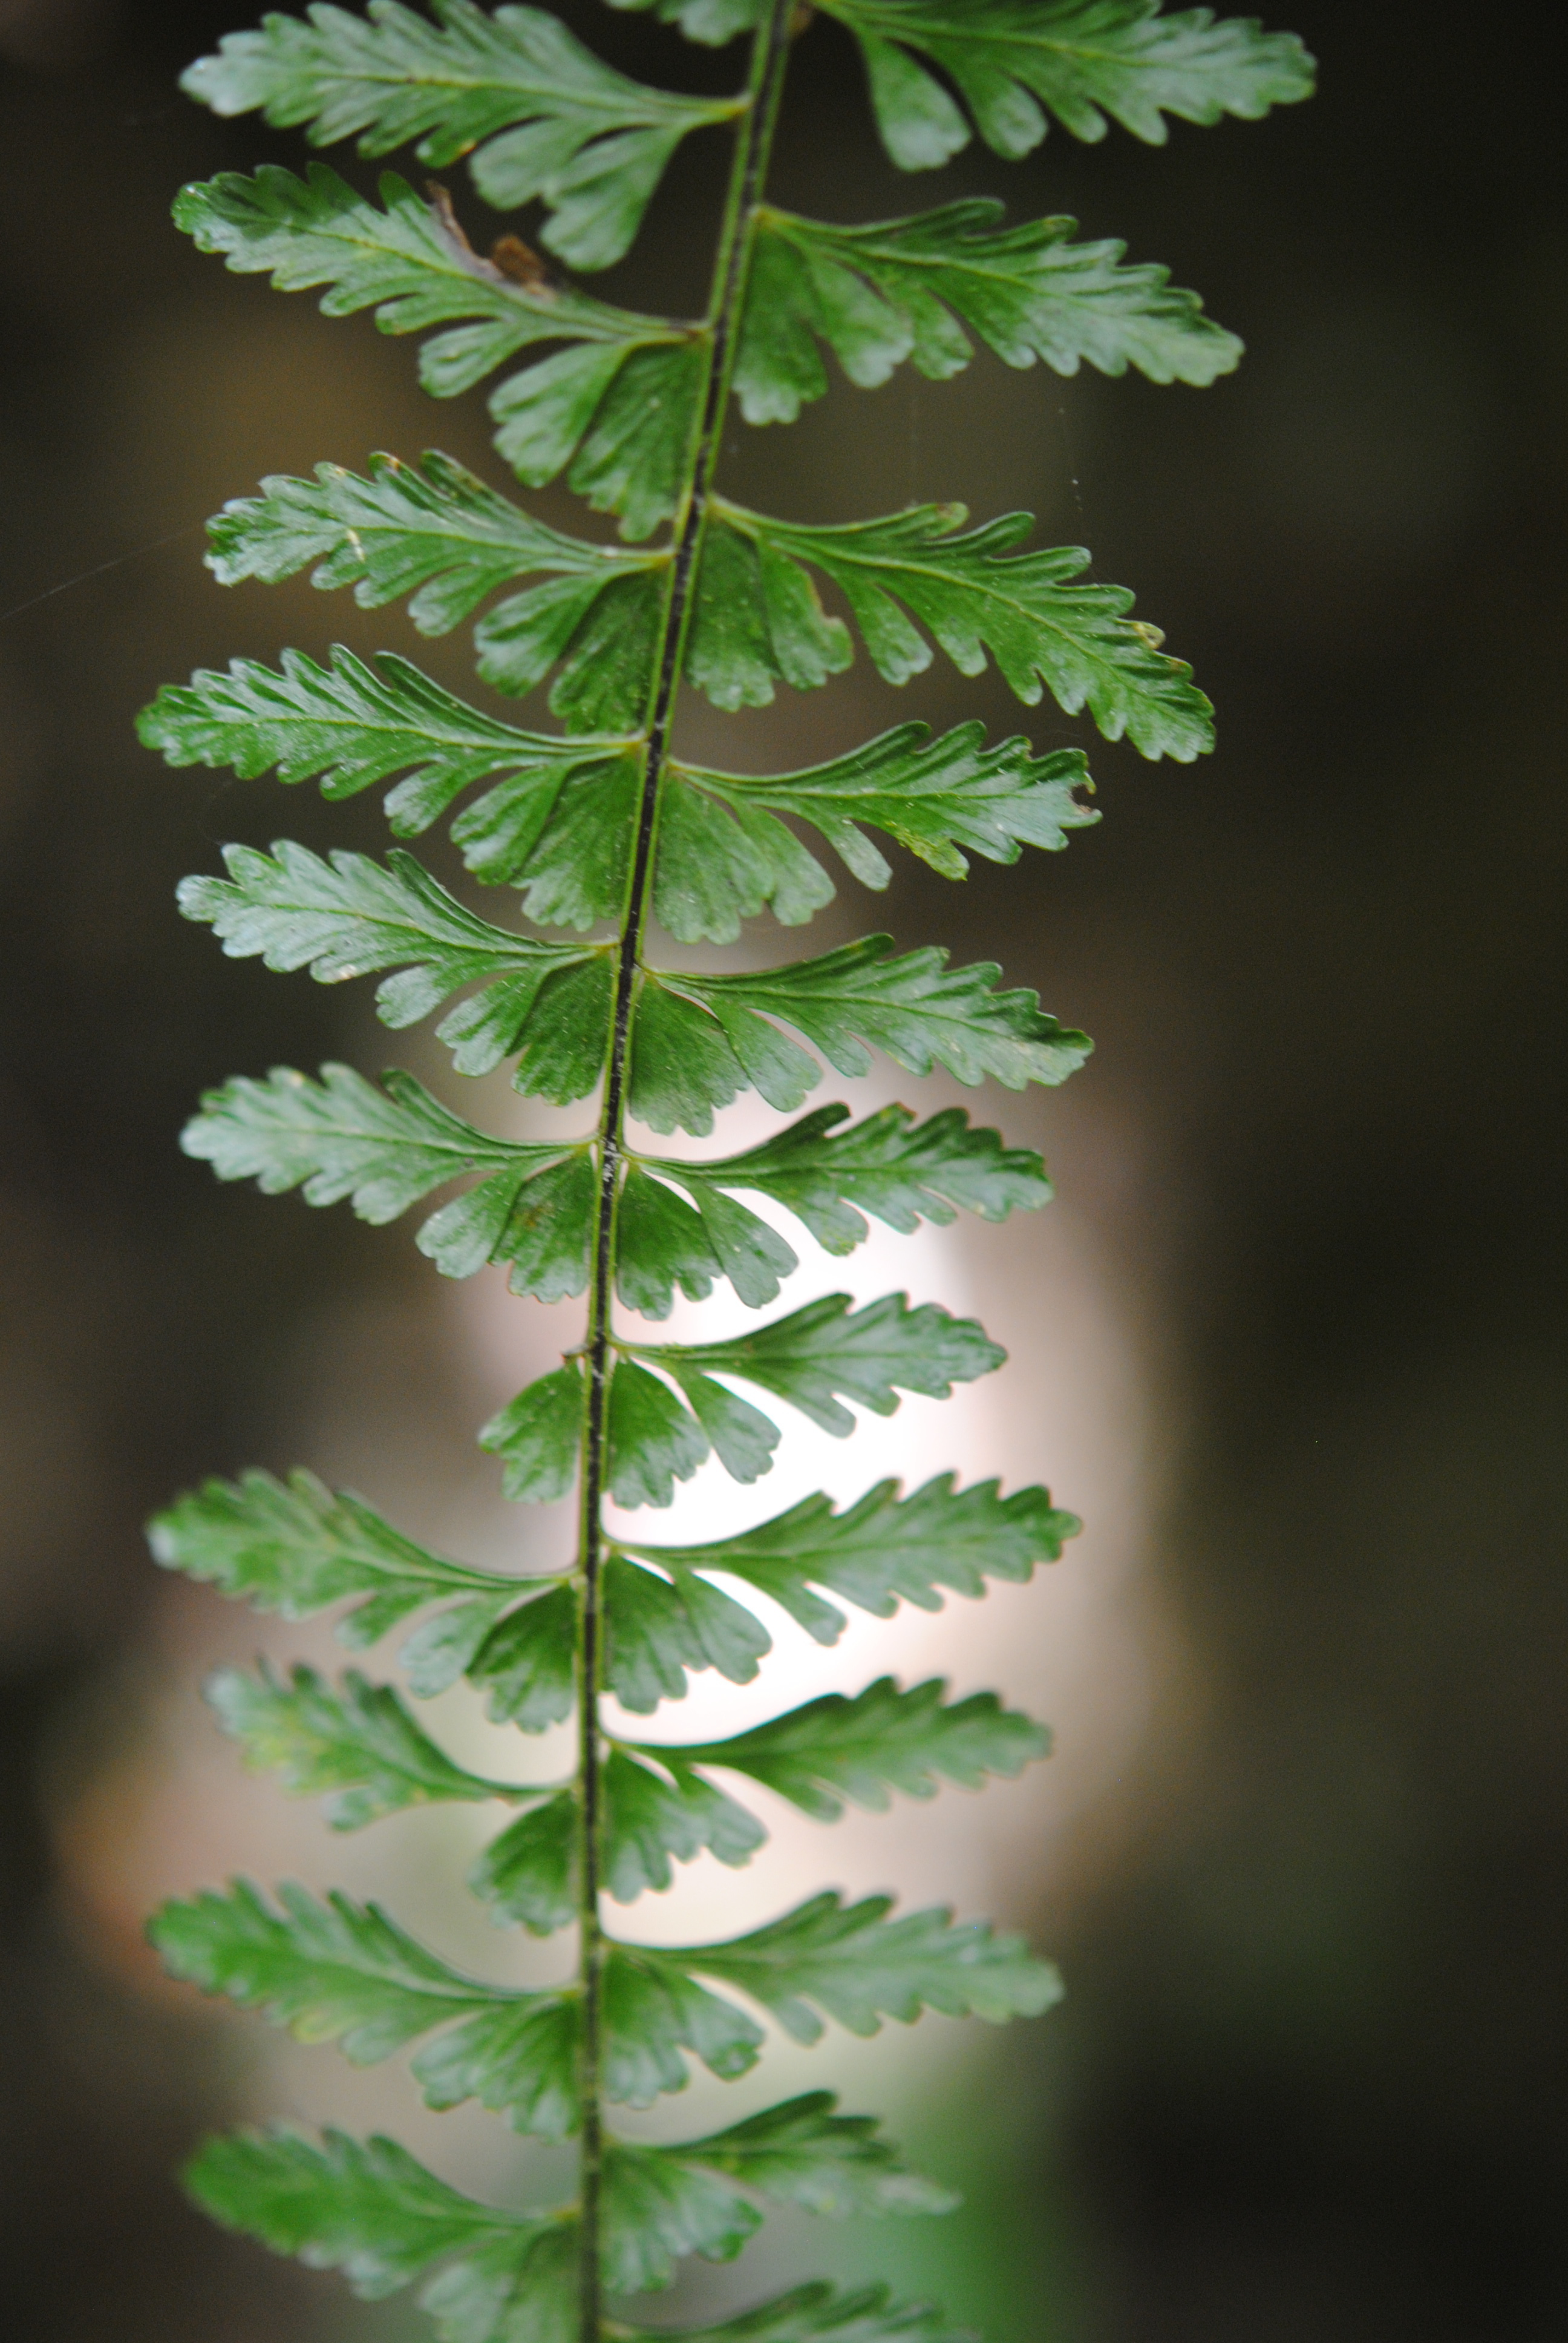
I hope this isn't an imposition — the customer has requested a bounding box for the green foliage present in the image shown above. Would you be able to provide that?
[483,1291,1008,1509]
[602,2097,956,2291]
[147,1465,543,1651]
[632,940,1092,1136]
[206,1659,527,1826]
[141,649,640,890]
[660,722,1096,939]
[180,1056,596,1292]
[696,499,1214,753]
[630,2282,973,2343]
[818,0,1315,168]
[145,1,1309,2335]
[645,1103,1053,1251]
[619,1473,1079,1647]
[180,0,741,267]
[184,2119,965,2336]
[207,450,667,727]
[185,2123,580,2338]
[641,1890,1062,2040]
[634,1676,1050,1819]
[612,1096,1051,1317]
[739,198,1241,421]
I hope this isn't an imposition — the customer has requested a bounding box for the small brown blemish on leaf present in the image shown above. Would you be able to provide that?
[425,180,557,298]
[489,234,557,296]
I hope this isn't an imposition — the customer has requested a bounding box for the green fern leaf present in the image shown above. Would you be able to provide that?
[174,166,706,531]
[694,499,1212,756]
[566,1296,1000,1509]
[205,1659,529,1827]
[602,1745,766,1894]
[157,1878,593,2137]
[626,1889,1062,2040]
[654,2092,956,2217]
[819,0,1315,169]
[153,1879,814,2129]
[494,337,708,539]
[604,0,766,48]
[460,1582,581,1726]
[151,1879,514,2063]
[615,1162,800,1318]
[619,1472,1077,1646]
[626,2280,973,2343]
[147,1466,538,1650]
[570,1295,1001,1510]
[178,839,610,1034]
[180,0,742,269]
[175,161,675,386]
[601,2096,952,2293]
[142,0,1272,2309]
[603,2143,761,2291]
[632,1676,1048,1821]
[633,1291,1004,1440]
[603,1552,773,1712]
[471,1792,579,1930]
[474,1749,767,1922]
[419,2219,579,2343]
[479,1360,587,1501]
[641,1101,1052,1269]
[184,2123,578,2338]
[737,198,1240,423]
[650,765,836,946]
[413,1994,583,2137]
[178,837,618,1090]
[180,1060,595,1293]
[142,649,642,900]
[632,940,1090,1137]
[671,720,1096,911]
[602,1943,766,2100]
[425,2235,579,2343]
[206,451,666,727]
[606,1356,717,1507]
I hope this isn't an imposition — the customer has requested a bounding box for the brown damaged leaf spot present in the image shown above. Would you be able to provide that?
[424,180,558,300]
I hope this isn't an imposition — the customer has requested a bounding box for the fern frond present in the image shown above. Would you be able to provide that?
[619,1473,1077,1648]
[696,500,1213,755]
[180,1060,596,1292]
[148,0,1308,2322]
[152,1878,524,2062]
[181,837,617,1086]
[602,2097,955,2292]
[610,1099,1051,1319]
[180,0,743,268]
[819,0,1315,168]
[629,1676,1049,1819]
[206,451,666,726]
[185,2122,579,2338]
[647,1102,1052,1248]
[148,1466,540,1649]
[141,645,633,836]
[626,2281,973,2343]
[632,939,1091,1136]
[206,1659,532,1825]
[737,198,1240,422]
[623,1890,1062,2040]
[656,721,1095,941]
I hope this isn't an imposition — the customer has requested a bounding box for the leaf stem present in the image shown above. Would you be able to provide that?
[571,7,799,2336]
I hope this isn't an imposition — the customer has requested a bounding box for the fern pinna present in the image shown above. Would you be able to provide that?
[139,4,1312,2339]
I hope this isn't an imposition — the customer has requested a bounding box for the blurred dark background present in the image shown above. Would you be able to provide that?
[1,0,1565,2336]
